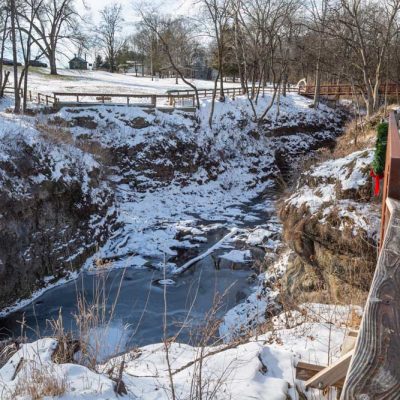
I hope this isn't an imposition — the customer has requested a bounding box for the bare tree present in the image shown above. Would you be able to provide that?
[9,0,20,112]
[17,0,81,75]
[199,0,231,101]
[138,8,201,109]
[325,0,400,116]
[16,0,44,112]
[305,0,330,108]
[96,3,125,73]
[0,1,10,97]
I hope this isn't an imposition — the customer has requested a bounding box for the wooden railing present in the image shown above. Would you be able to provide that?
[52,92,196,110]
[379,111,400,246]
[2,86,55,106]
[168,84,298,98]
[299,83,400,97]
[341,111,400,399]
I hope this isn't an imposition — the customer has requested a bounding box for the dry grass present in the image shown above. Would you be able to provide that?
[11,364,68,400]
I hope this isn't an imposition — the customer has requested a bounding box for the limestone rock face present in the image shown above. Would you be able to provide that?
[279,150,379,303]
[0,134,116,309]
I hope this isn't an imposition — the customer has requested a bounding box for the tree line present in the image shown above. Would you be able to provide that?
[1,0,400,117]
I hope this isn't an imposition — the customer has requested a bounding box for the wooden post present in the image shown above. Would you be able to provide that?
[38,93,41,104]
[151,95,156,107]
[29,90,32,101]
[127,96,130,106]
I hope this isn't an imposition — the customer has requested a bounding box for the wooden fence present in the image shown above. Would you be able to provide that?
[168,84,298,98]
[52,92,196,110]
[341,110,400,399]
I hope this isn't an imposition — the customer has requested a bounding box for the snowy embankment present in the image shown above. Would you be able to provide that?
[0,288,359,400]
[285,149,378,238]
[280,149,379,303]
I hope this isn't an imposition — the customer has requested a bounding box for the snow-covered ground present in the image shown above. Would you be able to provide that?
[286,149,379,238]
[0,297,359,400]
[8,67,242,96]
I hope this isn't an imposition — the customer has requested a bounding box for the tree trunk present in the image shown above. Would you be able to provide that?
[0,15,8,96]
[49,50,57,75]
[10,0,20,113]
[313,58,321,108]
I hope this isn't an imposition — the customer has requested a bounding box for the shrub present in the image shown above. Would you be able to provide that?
[371,122,388,175]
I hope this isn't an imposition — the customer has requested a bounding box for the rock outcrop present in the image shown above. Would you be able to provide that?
[0,122,116,309]
[279,150,380,303]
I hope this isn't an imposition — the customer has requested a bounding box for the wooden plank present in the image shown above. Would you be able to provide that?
[341,197,400,399]
[306,350,353,390]
[296,362,345,388]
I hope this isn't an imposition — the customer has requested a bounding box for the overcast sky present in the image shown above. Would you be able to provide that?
[78,0,196,35]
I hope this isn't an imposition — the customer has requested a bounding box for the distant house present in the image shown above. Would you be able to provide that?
[69,55,88,70]
[29,59,48,68]
[1,58,22,66]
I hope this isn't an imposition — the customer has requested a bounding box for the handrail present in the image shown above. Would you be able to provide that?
[341,111,400,399]
[379,111,400,247]
[52,92,196,109]
[341,197,400,399]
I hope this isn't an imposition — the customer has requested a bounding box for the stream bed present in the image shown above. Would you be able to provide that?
[0,188,281,359]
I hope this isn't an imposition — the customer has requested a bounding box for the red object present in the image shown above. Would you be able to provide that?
[370,169,384,196]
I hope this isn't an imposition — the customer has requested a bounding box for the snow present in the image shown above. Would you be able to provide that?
[220,252,289,341]
[286,149,380,238]
[311,149,373,190]
[219,249,252,263]
[12,68,242,96]
[0,302,357,400]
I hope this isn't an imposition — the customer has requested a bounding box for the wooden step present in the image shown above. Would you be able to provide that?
[304,350,354,390]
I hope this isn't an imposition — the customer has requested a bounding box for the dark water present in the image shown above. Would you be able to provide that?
[0,196,278,357]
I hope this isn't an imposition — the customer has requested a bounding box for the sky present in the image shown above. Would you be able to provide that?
[79,0,196,35]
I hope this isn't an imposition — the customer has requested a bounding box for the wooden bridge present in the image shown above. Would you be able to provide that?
[298,83,400,98]
[296,111,400,399]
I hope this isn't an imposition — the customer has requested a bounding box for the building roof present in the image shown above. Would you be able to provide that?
[69,56,87,64]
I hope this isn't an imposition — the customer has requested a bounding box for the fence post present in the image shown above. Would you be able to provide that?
[38,93,41,104]
[151,95,157,107]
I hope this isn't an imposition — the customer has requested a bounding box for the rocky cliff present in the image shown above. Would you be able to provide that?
[0,117,116,310]
[279,150,380,303]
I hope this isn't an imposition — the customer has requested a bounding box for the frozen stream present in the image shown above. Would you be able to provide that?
[0,188,281,358]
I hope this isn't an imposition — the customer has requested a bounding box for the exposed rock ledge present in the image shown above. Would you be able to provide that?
[279,149,380,303]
